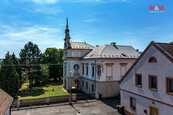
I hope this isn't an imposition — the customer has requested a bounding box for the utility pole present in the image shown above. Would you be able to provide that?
[69,71,72,105]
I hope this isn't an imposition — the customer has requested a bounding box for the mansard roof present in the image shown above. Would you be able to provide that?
[0,89,13,115]
[71,42,94,49]
[120,41,173,84]
[84,44,140,59]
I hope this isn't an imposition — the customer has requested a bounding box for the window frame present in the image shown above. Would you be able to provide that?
[148,56,157,63]
[130,97,136,111]
[135,73,142,88]
[166,77,173,95]
[148,75,158,92]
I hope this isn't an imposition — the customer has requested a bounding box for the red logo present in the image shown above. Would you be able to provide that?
[149,5,165,11]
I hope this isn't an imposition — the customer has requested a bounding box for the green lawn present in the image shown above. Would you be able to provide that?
[19,82,29,91]
[17,82,69,99]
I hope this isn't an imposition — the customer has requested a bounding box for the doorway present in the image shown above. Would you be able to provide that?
[75,79,80,89]
[150,106,159,115]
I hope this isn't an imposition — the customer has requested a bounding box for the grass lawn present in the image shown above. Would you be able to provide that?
[19,82,29,91]
[17,82,69,99]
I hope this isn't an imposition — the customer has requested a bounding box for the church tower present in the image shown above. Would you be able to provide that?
[64,18,71,49]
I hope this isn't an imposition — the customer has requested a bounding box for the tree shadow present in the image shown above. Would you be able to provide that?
[16,89,45,99]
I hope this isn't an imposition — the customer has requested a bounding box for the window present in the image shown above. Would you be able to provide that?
[82,81,84,88]
[64,65,67,75]
[86,65,88,75]
[135,74,142,87]
[92,84,94,92]
[82,65,84,75]
[166,77,173,95]
[86,82,88,90]
[130,97,136,111]
[148,56,157,63]
[92,66,95,76]
[97,65,101,76]
[106,66,112,77]
[149,75,157,91]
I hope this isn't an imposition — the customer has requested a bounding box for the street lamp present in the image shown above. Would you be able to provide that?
[69,71,72,105]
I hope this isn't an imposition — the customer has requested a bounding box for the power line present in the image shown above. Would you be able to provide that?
[0,64,63,67]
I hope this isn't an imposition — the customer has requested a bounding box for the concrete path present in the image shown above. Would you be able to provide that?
[12,98,120,115]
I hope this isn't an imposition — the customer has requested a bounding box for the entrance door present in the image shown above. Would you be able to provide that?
[150,106,159,115]
[75,80,80,89]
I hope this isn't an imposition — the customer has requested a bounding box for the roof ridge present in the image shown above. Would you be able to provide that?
[99,45,107,56]
[155,42,172,44]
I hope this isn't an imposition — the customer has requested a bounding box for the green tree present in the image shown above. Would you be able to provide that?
[42,48,63,81]
[19,41,41,89]
[11,53,22,87]
[0,52,20,96]
[57,49,63,81]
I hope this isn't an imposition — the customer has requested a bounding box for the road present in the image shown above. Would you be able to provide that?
[12,98,121,115]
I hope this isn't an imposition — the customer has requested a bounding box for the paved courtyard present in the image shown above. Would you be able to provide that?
[12,98,121,115]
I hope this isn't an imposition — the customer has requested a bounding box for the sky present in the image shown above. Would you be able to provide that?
[0,0,172,58]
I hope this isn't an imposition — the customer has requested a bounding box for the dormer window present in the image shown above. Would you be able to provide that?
[122,53,126,57]
[148,56,157,63]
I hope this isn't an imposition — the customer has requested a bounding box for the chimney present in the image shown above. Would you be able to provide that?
[96,45,99,47]
[136,49,139,52]
[110,42,116,46]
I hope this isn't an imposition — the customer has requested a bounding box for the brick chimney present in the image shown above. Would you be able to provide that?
[110,42,116,47]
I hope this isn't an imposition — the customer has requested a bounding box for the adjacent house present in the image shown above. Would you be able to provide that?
[63,18,140,98]
[0,89,13,115]
[120,41,173,115]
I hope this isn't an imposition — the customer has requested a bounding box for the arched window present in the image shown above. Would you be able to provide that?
[148,56,157,63]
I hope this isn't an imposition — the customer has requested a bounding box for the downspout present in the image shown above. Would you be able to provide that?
[95,59,97,94]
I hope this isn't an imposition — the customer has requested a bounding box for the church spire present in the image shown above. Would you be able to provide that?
[66,18,68,29]
[64,18,71,49]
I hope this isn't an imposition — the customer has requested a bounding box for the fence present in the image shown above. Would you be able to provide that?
[12,95,72,108]
[12,92,99,109]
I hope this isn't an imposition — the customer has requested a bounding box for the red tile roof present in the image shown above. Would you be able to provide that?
[0,89,13,115]
[156,42,173,58]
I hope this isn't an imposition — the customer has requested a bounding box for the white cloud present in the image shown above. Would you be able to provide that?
[82,19,103,22]
[72,0,102,2]
[28,6,62,15]
[15,0,59,4]
[0,25,64,58]
[32,0,59,4]
[121,0,132,2]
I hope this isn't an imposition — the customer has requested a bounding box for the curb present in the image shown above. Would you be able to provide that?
[11,99,99,111]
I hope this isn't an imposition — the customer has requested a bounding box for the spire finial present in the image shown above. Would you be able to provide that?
[66,18,68,29]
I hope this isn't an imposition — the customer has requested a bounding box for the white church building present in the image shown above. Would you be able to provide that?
[63,19,140,98]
